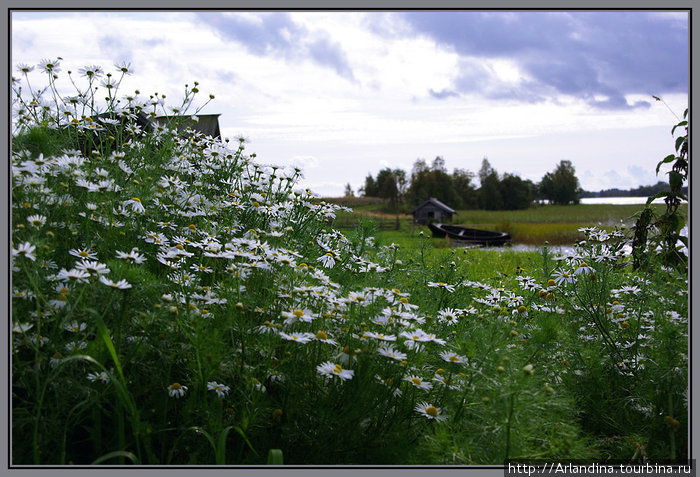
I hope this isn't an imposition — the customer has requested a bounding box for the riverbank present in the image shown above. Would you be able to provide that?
[333,201,686,246]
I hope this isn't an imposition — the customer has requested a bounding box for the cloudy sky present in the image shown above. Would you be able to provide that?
[11,10,689,196]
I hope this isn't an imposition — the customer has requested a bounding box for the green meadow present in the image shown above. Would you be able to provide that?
[331,201,685,245]
[11,62,688,466]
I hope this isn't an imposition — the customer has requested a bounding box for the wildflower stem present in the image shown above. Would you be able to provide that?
[503,391,516,464]
[668,394,676,461]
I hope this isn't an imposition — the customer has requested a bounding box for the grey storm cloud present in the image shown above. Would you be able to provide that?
[193,12,355,81]
[396,11,688,109]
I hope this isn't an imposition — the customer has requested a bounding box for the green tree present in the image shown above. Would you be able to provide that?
[343,183,354,197]
[479,172,503,210]
[360,174,378,197]
[407,157,461,208]
[539,160,581,205]
[477,159,503,210]
[499,173,533,210]
[452,168,478,209]
[478,157,494,185]
[376,168,400,210]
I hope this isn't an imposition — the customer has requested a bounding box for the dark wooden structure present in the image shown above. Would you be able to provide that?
[152,114,221,139]
[428,223,511,246]
[409,198,456,225]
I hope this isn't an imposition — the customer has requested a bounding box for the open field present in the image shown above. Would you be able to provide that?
[330,202,687,245]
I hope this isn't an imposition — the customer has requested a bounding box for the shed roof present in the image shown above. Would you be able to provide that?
[408,198,457,215]
[152,114,221,138]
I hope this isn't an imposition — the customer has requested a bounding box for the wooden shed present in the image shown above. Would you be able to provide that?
[409,198,457,225]
[152,114,222,139]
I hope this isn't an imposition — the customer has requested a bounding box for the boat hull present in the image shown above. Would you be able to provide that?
[428,223,511,246]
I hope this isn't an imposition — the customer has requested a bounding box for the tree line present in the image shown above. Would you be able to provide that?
[346,157,582,211]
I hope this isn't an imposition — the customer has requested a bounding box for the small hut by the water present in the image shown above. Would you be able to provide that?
[409,198,457,225]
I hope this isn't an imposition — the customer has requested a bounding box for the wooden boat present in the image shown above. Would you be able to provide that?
[428,223,511,246]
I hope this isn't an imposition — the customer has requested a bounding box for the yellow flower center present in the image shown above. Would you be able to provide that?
[315,331,328,340]
[78,251,89,257]
[176,244,184,250]
[411,377,422,386]
[399,297,409,303]
[293,309,305,317]
[547,279,556,287]
[333,364,343,374]
[425,406,438,417]
[449,356,459,362]
[131,197,141,203]
[170,383,182,390]
[518,306,527,314]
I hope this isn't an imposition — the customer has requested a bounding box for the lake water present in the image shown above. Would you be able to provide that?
[579,197,668,205]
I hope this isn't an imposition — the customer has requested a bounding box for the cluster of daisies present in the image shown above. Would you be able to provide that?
[11,61,687,438]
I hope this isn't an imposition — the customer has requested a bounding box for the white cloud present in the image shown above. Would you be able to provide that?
[10,11,687,197]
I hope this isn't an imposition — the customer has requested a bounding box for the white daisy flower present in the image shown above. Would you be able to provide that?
[57,268,90,283]
[363,331,397,342]
[552,269,576,286]
[415,401,447,421]
[87,371,110,384]
[404,375,433,391]
[26,214,46,228]
[124,197,145,214]
[207,381,230,398]
[439,351,467,364]
[316,252,336,268]
[116,248,146,264]
[377,346,407,361]
[279,331,315,344]
[427,281,455,293]
[281,309,317,325]
[437,308,461,325]
[316,361,354,381]
[99,276,132,289]
[64,321,87,333]
[168,382,188,398]
[573,261,595,276]
[12,242,36,261]
[75,260,110,276]
[313,331,338,346]
[69,248,98,260]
